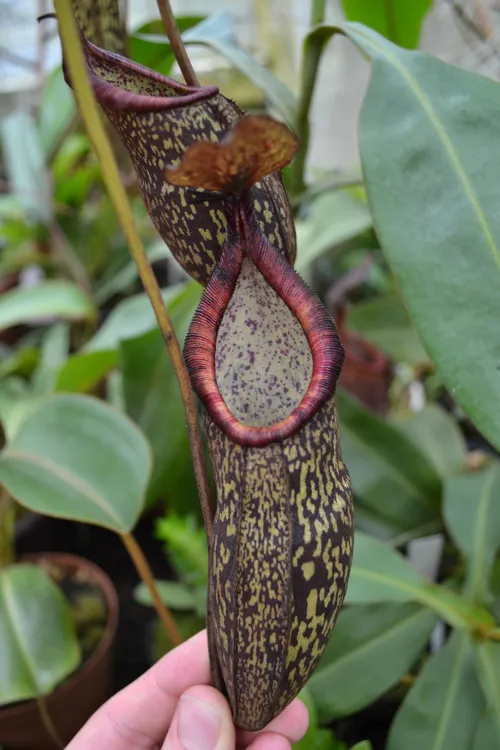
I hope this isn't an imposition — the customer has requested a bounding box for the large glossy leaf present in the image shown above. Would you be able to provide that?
[85,283,197,352]
[475,642,500,745]
[308,602,437,721]
[183,11,296,125]
[336,22,500,454]
[340,0,432,48]
[473,712,497,750]
[444,464,500,602]
[120,283,201,509]
[32,323,70,396]
[388,633,485,750]
[346,292,428,365]
[0,564,80,706]
[394,404,467,481]
[0,281,94,333]
[347,533,495,633]
[338,391,441,533]
[0,111,52,223]
[0,394,151,532]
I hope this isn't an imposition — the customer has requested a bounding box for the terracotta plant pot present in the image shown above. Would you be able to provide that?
[0,552,119,750]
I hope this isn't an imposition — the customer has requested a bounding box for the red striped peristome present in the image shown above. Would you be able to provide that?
[184,197,345,447]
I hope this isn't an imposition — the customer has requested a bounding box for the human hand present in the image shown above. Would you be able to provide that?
[67,630,309,750]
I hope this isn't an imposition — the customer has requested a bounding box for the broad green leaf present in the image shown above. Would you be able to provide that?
[350,744,373,750]
[56,351,116,393]
[293,688,344,749]
[347,533,495,632]
[346,292,428,364]
[474,711,497,750]
[394,404,467,481]
[338,390,441,533]
[38,66,77,158]
[0,394,151,532]
[295,191,372,274]
[183,11,296,125]
[86,283,198,352]
[475,642,500,745]
[346,532,424,604]
[0,281,94,333]
[308,602,437,721]
[444,464,500,602]
[134,580,197,611]
[0,564,80,706]
[0,111,52,223]
[337,22,500,456]
[340,0,432,48]
[388,633,485,750]
[120,283,201,508]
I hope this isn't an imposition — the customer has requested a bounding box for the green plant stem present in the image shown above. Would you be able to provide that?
[156,0,200,86]
[37,695,63,750]
[0,489,14,567]
[290,0,328,198]
[53,0,214,544]
[121,532,182,646]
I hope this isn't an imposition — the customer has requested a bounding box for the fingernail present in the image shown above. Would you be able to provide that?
[178,695,221,750]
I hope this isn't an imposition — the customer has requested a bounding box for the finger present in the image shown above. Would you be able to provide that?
[246,734,291,750]
[237,699,309,746]
[67,630,211,750]
[162,685,235,750]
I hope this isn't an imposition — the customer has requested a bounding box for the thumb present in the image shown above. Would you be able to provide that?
[163,685,236,750]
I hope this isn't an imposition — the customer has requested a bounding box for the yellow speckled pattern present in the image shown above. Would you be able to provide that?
[72,0,126,53]
[204,395,353,730]
[79,41,296,285]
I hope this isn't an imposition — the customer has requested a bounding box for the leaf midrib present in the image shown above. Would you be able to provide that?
[1,450,123,529]
[354,25,500,271]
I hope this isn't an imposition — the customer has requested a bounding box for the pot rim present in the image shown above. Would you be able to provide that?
[0,551,119,719]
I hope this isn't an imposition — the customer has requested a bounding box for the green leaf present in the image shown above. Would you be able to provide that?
[337,22,500,457]
[346,532,425,604]
[93,240,171,306]
[473,711,497,750]
[293,689,345,749]
[86,283,198,352]
[130,16,204,75]
[0,394,151,532]
[0,281,95,333]
[308,602,437,721]
[475,642,500,745]
[0,564,80,706]
[183,11,296,125]
[0,111,52,223]
[295,191,372,274]
[340,0,432,48]
[444,464,500,602]
[388,633,485,750]
[120,283,201,508]
[155,514,208,588]
[134,580,197,611]
[346,292,428,364]
[0,378,46,442]
[38,66,77,158]
[350,743,373,750]
[338,390,441,533]
[346,533,495,633]
[56,351,116,393]
[394,405,467,481]
[32,323,70,395]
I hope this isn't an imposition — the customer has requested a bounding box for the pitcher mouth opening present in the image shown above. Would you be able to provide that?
[184,207,344,447]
